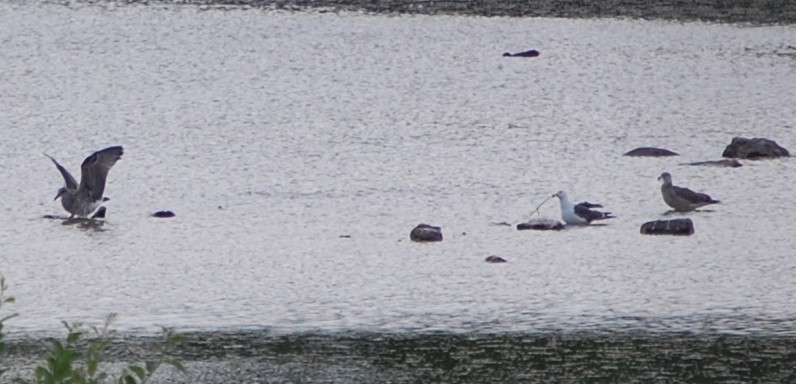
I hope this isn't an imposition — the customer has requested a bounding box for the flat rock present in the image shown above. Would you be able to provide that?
[152,210,176,218]
[623,147,679,157]
[683,159,742,168]
[517,217,564,231]
[722,137,789,159]
[485,255,507,263]
[640,219,694,236]
[410,223,443,242]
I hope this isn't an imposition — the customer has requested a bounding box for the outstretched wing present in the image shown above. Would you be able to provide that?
[672,185,716,204]
[44,154,78,190]
[78,146,124,201]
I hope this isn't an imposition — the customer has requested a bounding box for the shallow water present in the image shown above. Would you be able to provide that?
[0,2,795,338]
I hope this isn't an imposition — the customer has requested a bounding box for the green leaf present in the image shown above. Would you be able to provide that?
[167,332,185,344]
[145,361,159,373]
[66,331,82,344]
[88,359,98,376]
[123,374,137,384]
[128,365,146,380]
[164,357,186,373]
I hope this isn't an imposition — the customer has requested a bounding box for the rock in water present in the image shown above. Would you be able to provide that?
[91,207,107,219]
[517,217,564,231]
[502,49,540,57]
[640,219,694,236]
[152,210,176,218]
[410,223,443,242]
[485,255,507,263]
[722,137,789,159]
[683,159,742,168]
[623,147,679,157]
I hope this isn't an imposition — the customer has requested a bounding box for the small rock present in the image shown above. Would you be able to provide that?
[502,49,540,57]
[640,219,694,236]
[623,147,679,157]
[722,137,790,159]
[91,207,107,219]
[485,255,507,263]
[683,159,742,168]
[410,223,443,242]
[152,210,176,218]
[517,217,564,231]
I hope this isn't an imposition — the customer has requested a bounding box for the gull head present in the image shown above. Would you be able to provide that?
[658,172,672,183]
[552,190,567,200]
[54,187,68,201]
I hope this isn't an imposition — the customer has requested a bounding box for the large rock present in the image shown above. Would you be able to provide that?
[410,223,443,242]
[623,147,679,157]
[722,137,789,159]
[485,255,507,263]
[640,219,694,236]
[517,217,564,231]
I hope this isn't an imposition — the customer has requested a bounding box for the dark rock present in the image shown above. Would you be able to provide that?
[410,223,443,242]
[517,217,564,231]
[722,137,790,159]
[485,255,507,263]
[502,49,540,57]
[623,147,679,157]
[152,210,176,218]
[91,207,107,219]
[683,159,742,168]
[640,219,694,236]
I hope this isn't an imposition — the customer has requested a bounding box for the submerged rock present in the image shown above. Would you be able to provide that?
[152,210,176,218]
[722,137,790,159]
[683,159,742,168]
[640,219,694,236]
[623,147,679,157]
[516,217,564,231]
[485,255,507,263]
[410,223,443,242]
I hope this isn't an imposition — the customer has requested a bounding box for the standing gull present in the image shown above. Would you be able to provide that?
[658,172,719,212]
[45,146,124,218]
[552,190,615,225]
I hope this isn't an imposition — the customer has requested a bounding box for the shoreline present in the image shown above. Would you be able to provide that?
[4,330,796,382]
[68,0,796,24]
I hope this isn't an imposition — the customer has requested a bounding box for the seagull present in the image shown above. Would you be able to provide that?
[45,146,124,218]
[658,172,719,212]
[552,190,615,225]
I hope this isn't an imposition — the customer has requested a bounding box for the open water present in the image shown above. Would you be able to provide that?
[0,1,795,381]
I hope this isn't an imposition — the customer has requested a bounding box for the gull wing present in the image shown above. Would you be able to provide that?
[672,185,716,204]
[77,146,124,201]
[574,204,607,222]
[44,154,78,190]
[574,202,615,222]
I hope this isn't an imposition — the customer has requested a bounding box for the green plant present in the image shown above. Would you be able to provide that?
[1,275,20,379]
[0,276,185,384]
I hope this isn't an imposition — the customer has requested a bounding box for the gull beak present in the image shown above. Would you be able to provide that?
[54,190,64,201]
[657,176,662,181]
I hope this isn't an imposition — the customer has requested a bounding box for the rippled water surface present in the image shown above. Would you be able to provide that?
[1,1,795,336]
